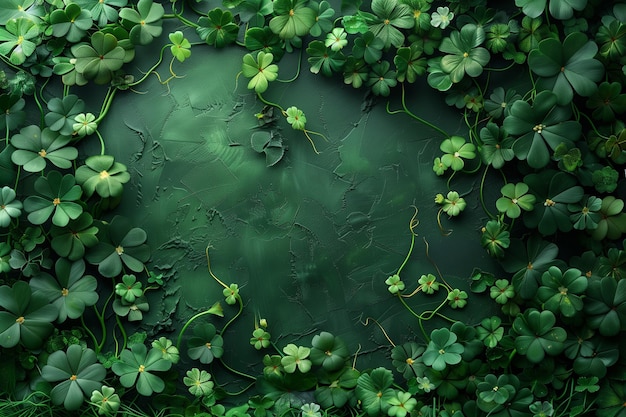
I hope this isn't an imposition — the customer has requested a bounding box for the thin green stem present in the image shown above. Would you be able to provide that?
[256,93,285,113]
[277,48,302,83]
[115,314,128,355]
[128,45,169,87]
[81,314,100,352]
[479,165,496,219]
[385,83,449,138]
[396,232,415,276]
[94,88,117,125]
[217,296,257,381]
[176,308,222,350]
[94,129,106,155]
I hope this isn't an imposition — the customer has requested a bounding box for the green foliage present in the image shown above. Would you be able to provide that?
[511,308,567,363]
[10,124,78,172]
[439,24,490,84]
[71,31,125,84]
[242,51,279,94]
[423,328,464,371]
[0,18,39,65]
[119,0,164,45]
[41,345,106,410]
[269,0,316,39]
[197,9,238,48]
[187,323,224,364]
[112,343,172,396]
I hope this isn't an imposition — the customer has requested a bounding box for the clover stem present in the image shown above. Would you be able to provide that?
[479,165,496,220]
[114,314,128,355]
[164,13,198,28]
[385,83,449,138]
[445,170,456,190]
[206,245,228,289]
[33,86,45,128]
[81,315,100,354]
[303,130,322,154]
[575,108,607,140]
[217,296,257,381]
[277,48,302,83]
[436,208,452,236]
[176,308,225,351]
[360,316,395,347]
[219,381,257,396]
[396,232,415,276]
[94,87,117,125]
[423,237,453,290]
[256,93,285,113]
[483,61,516,72]
[94,129,106,155]
[5,124,9,147]
[128,45,169,87]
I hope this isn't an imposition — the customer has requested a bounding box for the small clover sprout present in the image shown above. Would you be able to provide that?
[325,28,348,51]
[385,274,405,294]
[169,31,191,62]
[415,376,435,393]
[301,403,322,417]
[418,273,439,294]
[281,344,312,373]
[447,289,468,309]
[433,157,446,176]
[73,113,97,137]
[90,386,121,416]
[115,274,143,304]
[490,279,514,304]
[441,191,467,216]
[387,391,417,417]
[152,337,180,364]
[183,368,214,397]
[223,283,240,305]
[250,328,271,350]
[430,7,453,29]
[285,106,307,130]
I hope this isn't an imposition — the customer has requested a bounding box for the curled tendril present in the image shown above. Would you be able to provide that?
[359,316,395,347]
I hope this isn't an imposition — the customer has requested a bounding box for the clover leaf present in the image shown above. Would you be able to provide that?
[0,186,21,227]
[537,266,587,318]
[490,279,515,305]
[446,289,468,309]
[478,122,514,169]
[586,82,626,123]
[584,277,626,337]
[440,135,476,171]
[71,31,125,84]
[0,0,44,25]
[569,195,602,231]
[112,295,149,321]
[596,12,626,62]
[281,343,312,373]
[0,93,25,132]
[90,386,121,416]
[496,183,536,219]
[516,0,587,20]
[72,113,97,137]
[387,391,417,417]
[394,43,427,83]
[355,367,395,416]
[315,367,360,408]
[501,235,561,299]
[49,3,93,43]
[385,274,405,294]
[244,27,284,60]
[418,273,439,294]
[10,124,78,172]
[504,91,581,169]
[310,331,350,372]
[242,51,279,94]
[0,18,39,65]
[152,337,180,364]
[86,215,150,277]
[353,31,384,64]
[439,24,490,83]
[24,171,83,227]
[269,0,316,39]
[511,308,567,363]
[430,6,453,29]
[307,40,345,76]
[368,60,398,96]
[187,323,224,364]
[366,0,414,49]
[197,9,239,48]
[309,1,335,37]
[391,342,425,379]
[39,345,106,412]
[523,170,584,235]
[223,283,240,305]
[30,258,98,323]
[45,95,85,136]
[591,196,626,241]
[112,343,172,396]
[115,274,143,304]
[440,191,467,217]
[481,220,510,258]
[476,316,504,348]
[528,32,604,106]
[251,328,271,350]
[184,368,214,397]
[0,280,57,349]
[422,328,464,371]
[73,0,127,27]
[75,154,130,200]
[119,0,164,45]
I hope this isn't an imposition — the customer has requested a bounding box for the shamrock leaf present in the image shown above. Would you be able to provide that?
[86,215,150,277]
[30,258,99,323]
[528,32,604,106]
[187,323,224,364]
[184,368,214,397]
[75,154,130,199]
[481,220,510,258]
[0,280,57,349]
[439,24,490,83]
[71,31,125,84]
[112,343,172,396]
[478,122,515,168]
[504,91,581,169]
[10,124,78,172]
[366,0,414,49]
[355,368,395,416]
[537,266,587,318]
[367,60,397,96]
[307,40,345,76]
[269,0,316,39]
[440,135,476,171]
[49,3,93,43]
[41,345,106,411]
[197,9,238,48]
[310,331,350,372]
[23,171,83,227]
[511,308,567,363]
[44,94,85,136]
[90,386,121,416]
[394,43,427,83]
[0,18,39,65]
[73,0,127,27]
[250,328,271,350]
[423,328,464,371]
[119,0,164,45]
[242,51,279,94]
[281,343,312,373]
[496,183,536,219]
[0,186,22,227]
[115,274,143,304]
